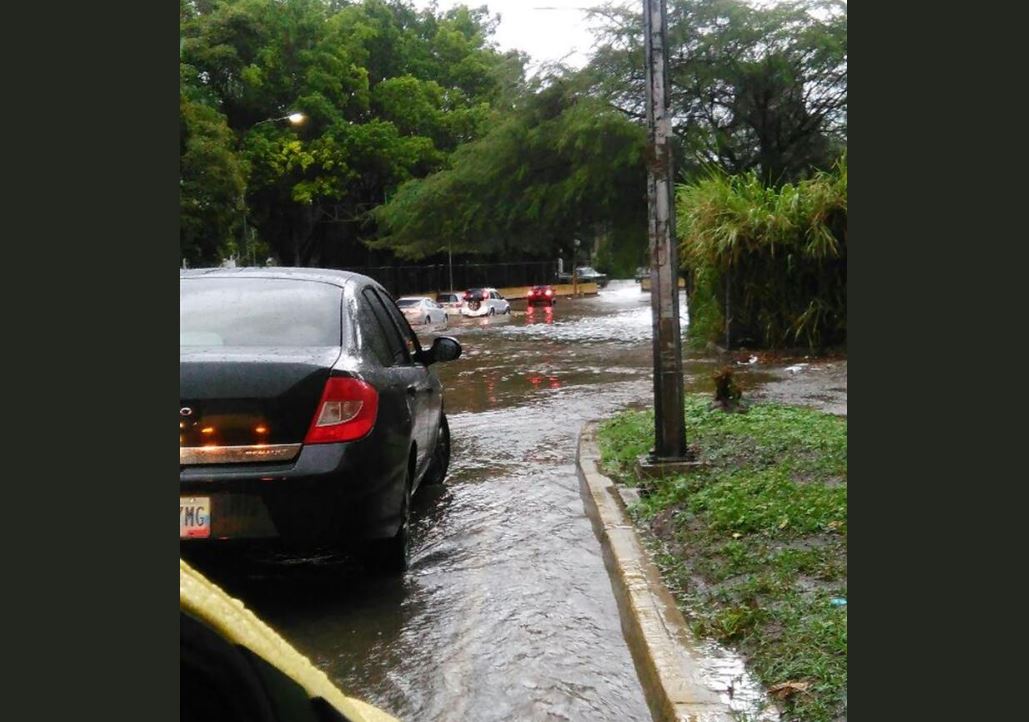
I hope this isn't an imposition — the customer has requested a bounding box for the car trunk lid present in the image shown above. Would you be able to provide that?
[180,347,342,458]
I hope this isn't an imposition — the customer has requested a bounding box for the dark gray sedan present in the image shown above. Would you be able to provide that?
[179,267,461,573]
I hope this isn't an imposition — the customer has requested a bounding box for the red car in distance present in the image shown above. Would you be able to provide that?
[527,285,556,307]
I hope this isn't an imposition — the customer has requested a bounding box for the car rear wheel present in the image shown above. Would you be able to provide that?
[423,414,450,486]
[364,469,411,574]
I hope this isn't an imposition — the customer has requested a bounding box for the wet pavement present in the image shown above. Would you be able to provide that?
[185,280,846,721]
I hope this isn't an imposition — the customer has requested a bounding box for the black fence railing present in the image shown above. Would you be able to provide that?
[343,261,558,297]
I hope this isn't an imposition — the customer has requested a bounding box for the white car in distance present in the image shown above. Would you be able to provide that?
[397,296,448,328]
[435,292,464,315]
[460,287,511,317]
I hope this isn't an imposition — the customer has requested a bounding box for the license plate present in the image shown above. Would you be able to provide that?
[180,496,211,539]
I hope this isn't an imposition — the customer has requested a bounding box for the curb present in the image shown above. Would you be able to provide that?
[417,282,600,303]
[577,422,736,722]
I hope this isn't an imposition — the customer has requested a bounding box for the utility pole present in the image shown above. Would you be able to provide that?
[644,0,689,461]
[448,241,454,293]
[240,193,248,266]
[572,238,580,297]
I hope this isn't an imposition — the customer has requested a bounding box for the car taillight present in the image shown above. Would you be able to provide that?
[545,289,553,296]
[305,377,379,443]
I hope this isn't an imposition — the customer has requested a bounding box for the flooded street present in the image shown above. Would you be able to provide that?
[185,280,845,720]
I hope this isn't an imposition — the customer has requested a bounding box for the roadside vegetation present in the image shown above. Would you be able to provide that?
[181,0,846,284]
[597,395,847,722]
[677,157,848,351]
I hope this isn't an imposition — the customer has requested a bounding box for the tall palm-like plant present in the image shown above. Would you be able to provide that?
[677,154,847,349]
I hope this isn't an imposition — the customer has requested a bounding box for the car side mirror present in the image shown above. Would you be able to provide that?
[422,336,462,365]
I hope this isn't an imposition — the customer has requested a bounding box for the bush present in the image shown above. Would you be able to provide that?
[678,156,847,350]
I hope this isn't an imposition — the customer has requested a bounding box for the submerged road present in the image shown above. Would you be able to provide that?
[187,279,841,720]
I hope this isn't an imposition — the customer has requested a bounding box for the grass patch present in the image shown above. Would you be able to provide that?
[598,395,847,722]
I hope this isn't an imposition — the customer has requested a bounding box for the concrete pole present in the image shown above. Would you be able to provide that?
[240,192,248,267]
[644,0,688,461]
[448,242,454,292]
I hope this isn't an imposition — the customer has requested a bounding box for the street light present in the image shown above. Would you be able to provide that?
[239,112,307,265]
[253,112,307,127]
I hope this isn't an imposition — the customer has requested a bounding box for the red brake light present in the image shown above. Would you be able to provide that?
[545,289,553,296]
[305,377,379,443]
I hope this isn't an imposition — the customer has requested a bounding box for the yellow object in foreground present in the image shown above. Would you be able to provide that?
[180,558,398,722]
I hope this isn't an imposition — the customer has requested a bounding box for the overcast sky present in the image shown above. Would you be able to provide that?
[411,1,634,73]
[410,2,842,74]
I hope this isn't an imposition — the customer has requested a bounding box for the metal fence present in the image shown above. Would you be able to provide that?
[344,261,557,297]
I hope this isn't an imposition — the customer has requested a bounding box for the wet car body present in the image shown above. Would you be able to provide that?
[527,284,557,307]
[555,266,608,287]
[397,296,448,328]
[460,287,510,317]
[179,268,460,571]
[435,292,463,316]
[573,266,608,288]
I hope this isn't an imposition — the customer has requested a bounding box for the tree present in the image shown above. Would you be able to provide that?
[371,76,649,266]
[180,0,522,266]
[180,74,247,265]
[583,0,847,183]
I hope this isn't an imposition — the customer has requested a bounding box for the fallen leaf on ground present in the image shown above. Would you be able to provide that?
[768,681,810,698]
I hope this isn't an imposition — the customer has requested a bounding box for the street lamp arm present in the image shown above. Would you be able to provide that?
[254,112,306,126]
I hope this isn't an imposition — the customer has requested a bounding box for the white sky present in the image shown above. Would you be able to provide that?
[412,1,634,73]
[411,1,843,74]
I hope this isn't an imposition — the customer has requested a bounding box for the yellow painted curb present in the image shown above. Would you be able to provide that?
[180,559,398,722]
[416,282,600,301]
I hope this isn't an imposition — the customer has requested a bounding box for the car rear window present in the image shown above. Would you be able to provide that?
[180,278,343,347]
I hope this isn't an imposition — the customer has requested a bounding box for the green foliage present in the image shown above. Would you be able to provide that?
[598,395,847,722]
[180,0,519,266]
[584,0,847,183]
[597,409,654,476]
[684,264,723,349]
[678,155,847,349]
[181,0,845,272]
[595,223,648,278]
[180,90,246,265]
[372,79,648,260]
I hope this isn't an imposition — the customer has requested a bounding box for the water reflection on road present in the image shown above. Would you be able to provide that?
[386,281,663,720]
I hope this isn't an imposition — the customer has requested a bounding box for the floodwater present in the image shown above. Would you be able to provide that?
[186,280,843,721]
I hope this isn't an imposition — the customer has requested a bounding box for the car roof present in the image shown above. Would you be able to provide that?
[180,266,371,289]
[397,296,430,301]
